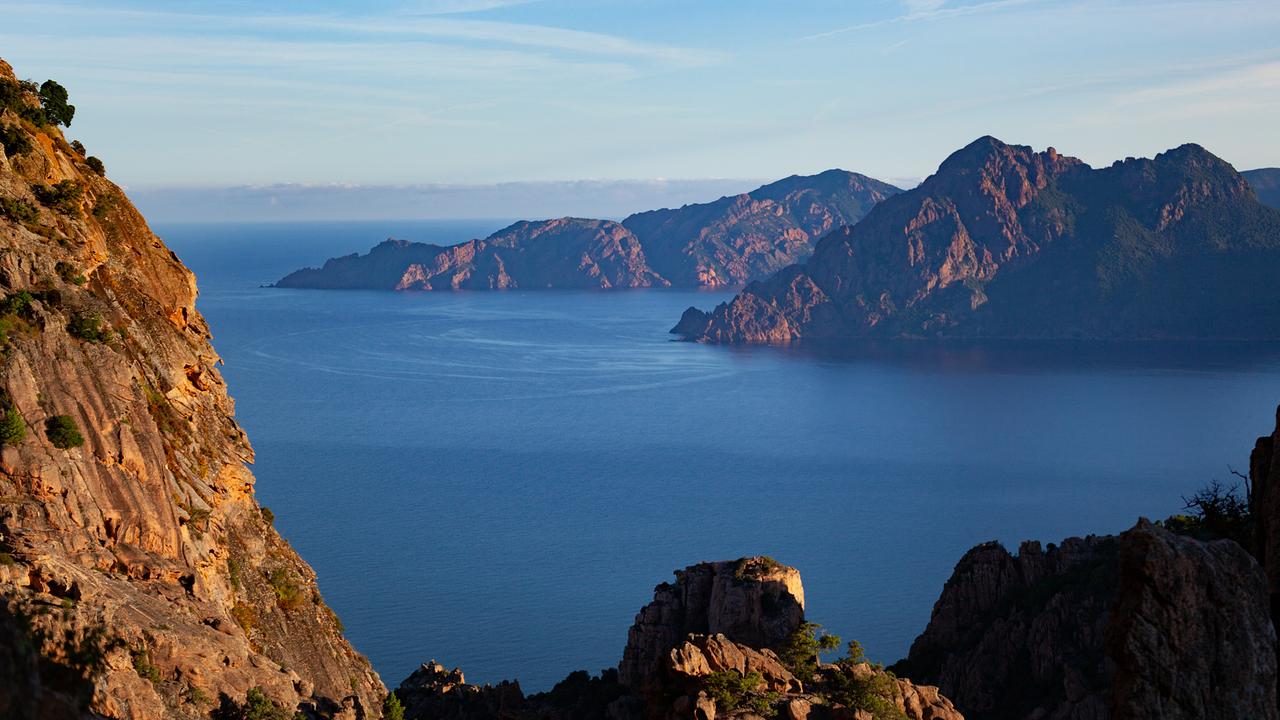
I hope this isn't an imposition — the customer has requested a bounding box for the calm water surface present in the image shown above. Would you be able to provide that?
[159,220,1280,691]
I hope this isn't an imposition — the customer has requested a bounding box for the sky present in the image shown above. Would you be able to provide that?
[3,0,1279,220]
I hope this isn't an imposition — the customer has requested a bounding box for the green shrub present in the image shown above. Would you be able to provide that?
[260,506,275,525]
[703,670,777,714]
[0,552,15,566]
[67,312,109,342]
[0,407,27,445]
[45,415,84,449]
[38,80,74,128]
[56,261,87,285]
[211,686,294,720]
[1,291,33,317]
[132,649,162,683]
[0,123,31,156]
[70,140,85,156]
[781,621,842,678]
[229,602,256,631]
[383,692,405,720]
[0,197,39,224]
[89,191,118,220]
[268,568,305,611]
[33,180,82,215]
[227,558,242,591]
[85,156,105,176]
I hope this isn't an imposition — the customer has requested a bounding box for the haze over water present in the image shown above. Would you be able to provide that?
[162,220,1280,692]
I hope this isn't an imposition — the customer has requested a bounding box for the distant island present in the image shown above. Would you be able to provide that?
[273,170,901,290]
[674,137,1280,342]
[1245,168,1280,210]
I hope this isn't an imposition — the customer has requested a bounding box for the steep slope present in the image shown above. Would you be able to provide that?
[1246,168,1280,209]
[275,171,900,291]
[0,59,383,719]
[675,137,1280,342]
[622,169,901,287]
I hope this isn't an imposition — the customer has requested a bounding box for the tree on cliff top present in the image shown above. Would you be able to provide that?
[38,80,74,127]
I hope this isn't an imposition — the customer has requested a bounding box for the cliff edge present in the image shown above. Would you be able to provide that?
[0,58,383,719]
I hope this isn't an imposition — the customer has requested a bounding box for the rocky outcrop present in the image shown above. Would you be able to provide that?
[1251,404,1280,692]
[1107,521,1275,719]
[622,169,900,287]
[396,557,959,720]
[275,172,900,291]
[0,57,382,718]
[1245,168,1280,209]
[898,521,1276,720]
[279,218,667,291]
[676,137,1280,342]
[618,557,806,693]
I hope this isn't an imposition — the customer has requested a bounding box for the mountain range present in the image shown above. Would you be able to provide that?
[274,170,900,290]
[674,137,1280,342]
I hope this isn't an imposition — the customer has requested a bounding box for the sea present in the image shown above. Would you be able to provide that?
[157,219,1280,692]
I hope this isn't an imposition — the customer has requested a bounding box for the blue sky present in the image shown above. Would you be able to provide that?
[2,0,1278,213]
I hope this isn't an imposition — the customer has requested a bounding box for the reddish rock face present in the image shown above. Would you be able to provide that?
[618,557,806,693]
[622,169,900,288]
[676,136,1280,342]
[275,171,901,292]
[0,58,382,718]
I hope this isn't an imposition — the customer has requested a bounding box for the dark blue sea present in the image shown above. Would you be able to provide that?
[159,220,1280,692]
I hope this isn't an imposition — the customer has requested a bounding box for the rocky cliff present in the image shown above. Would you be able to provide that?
[395,557,962,720]
[896,521,1276,720]
[675,137,1280,342]
[1245,168,1280,209]
[274,171,899,291]
[0,58,383,719]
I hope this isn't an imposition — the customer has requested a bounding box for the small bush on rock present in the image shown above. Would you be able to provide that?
[383,692,405,720]
[211,687,294,720]
[0,407,27,445]
[0,197,39,224]
[781,621,841,678]
[0,123,31,156]
[85,156,105,176]
[67,312,109,342]
[704,670,778,714]
[33,180,82,215]
[45,415,84,449]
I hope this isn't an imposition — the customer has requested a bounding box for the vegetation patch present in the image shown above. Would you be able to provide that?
[781,621,842,678]
[85,156,105,176]
[211,686,295,720]
[229,603,257,632]
[0,196,39,224]
[132,648,162,684]
[703,670,778,715]
[0,122,31,156]
[56,261,87,285]
[824,642,909,720]
[1160,476,1252,549]
[268,568,305,612]
[67,312,109,342]
[733,555,784,581]
[45,415,84,449]
[33,180,83,216]
[383,692,405,720]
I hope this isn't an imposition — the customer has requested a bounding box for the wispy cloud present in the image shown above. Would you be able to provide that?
[802,0,1038,39]
[4,2,721,66]
[397,0,542,15]
[1113,60,1280,106]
